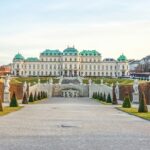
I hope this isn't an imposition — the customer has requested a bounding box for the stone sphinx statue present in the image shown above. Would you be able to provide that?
[4,75,10,103]
[23,81,27,93]
[132,79,139,103]
[4,75,10,92]
[115,81,119,100]
[101,79,103,85]
[89,79,92,85]
[133,79,139,94]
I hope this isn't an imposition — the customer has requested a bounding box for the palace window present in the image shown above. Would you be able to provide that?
[106,66,108,70]
[102,65,104,70]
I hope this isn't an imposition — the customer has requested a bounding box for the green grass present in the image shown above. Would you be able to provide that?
[11,77,59,85]
[28,98,48,104]
[93,98,112,105]
[117,107,150,121]
[0,106,24,116]
[83,77,147,85]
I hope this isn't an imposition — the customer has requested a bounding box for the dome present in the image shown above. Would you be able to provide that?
[63,47,78,55]
[117,54,127,62]
[13,53,25,61]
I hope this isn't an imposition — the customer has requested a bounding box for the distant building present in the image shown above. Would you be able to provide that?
[138,55,150,72]
[11,47,129,77]
[129,60,140,73]
[129,55,150,80]
[0,65,11,76]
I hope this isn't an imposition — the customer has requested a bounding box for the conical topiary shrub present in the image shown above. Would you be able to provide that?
[38,92,41,100]
[34,92,37,101]
[97,92,99,100]
[138,93,148,113]
[92,92,95,99]
[122,93,131,108]
[112,90,118,105]
[106,93,112,103]
[102,93,106,102]
[22,92,28,104]
[0,98,3,111]
[99,93,103,101]
[41,91,43,99]
[10,92,19,107]
[29,93,34,102]
[46,92,48,98]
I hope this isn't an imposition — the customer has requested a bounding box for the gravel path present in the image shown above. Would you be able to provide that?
[0,97,150,150]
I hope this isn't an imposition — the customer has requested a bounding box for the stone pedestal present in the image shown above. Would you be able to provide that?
[4,92,10,103]
[132,93,139,103]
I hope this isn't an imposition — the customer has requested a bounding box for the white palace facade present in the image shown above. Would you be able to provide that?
[11,47,129,77]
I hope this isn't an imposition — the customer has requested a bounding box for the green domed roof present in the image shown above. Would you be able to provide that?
[117,54,127,62]
[63,47,78,55]
[79,50,101,56]
[26,57,40,62]
[41,49,62,56]
[13,53,25,61]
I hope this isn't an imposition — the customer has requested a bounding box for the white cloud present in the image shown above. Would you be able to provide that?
[0,21,150,64]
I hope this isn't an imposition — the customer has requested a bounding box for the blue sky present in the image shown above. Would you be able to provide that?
[0,0,150,64]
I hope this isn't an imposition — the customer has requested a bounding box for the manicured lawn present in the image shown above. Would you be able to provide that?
[117,107,150,121]
[0,106,24,116]
[83,77,147,85]
[11,77,59,85]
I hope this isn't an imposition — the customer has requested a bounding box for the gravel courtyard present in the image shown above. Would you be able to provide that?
[0,97,150,150]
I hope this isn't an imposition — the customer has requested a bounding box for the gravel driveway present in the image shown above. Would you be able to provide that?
[0,97,150,150]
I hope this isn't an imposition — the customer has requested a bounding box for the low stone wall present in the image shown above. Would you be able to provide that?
[89,84,113,98]
[28,83,51,98]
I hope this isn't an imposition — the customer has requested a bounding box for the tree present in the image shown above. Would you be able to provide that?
[10,92,19,107]
[122,93,131,108]
[138,93,148,113]
[22,92,28,104]
[34,92,37,101]
[38,92,41,100]
[112,90,118,105]
[45,92,48,98]
[102,93,106,102]
[41,91,43,99]
[29,93,34,102]
[100,93,103,101]
[0,97,3,111]
[106,93,112,103]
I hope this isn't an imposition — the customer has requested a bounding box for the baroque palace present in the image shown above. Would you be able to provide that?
[11,47,129,77]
